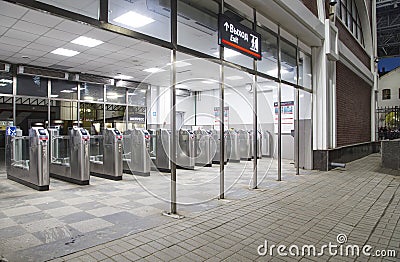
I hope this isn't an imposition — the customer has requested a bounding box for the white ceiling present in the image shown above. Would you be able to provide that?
[0,1,278,91]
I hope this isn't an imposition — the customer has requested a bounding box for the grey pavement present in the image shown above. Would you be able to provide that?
[46,154,399,261]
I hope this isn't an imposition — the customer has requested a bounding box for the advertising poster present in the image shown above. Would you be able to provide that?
[274,101,294,134]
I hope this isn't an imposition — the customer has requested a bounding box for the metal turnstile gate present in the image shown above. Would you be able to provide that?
[123,129,151,176]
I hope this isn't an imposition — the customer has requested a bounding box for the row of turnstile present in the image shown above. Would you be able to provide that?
[5,127,271,191]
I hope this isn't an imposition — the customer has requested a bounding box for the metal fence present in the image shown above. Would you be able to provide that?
[377,106,400,140]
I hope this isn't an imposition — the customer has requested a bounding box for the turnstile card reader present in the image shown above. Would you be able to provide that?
[6,127,50,191]
[123,129,151,176]
[49,126,90,185]
[90,128,123,180]
[194,129,212,167]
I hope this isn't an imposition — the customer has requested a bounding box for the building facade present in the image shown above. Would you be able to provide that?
[0,0,377,174]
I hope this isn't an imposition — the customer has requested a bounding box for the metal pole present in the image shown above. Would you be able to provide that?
[277,26,282,181]
[295,38,300,175]
[251,8,257,189]
[219,0,225,199]
[170,49,177,214]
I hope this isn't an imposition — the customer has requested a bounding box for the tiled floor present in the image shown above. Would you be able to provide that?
[0,157,308,261]
[47,154,399,262]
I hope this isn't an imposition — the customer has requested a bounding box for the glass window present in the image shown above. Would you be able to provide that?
[80,83,104,102]
[382,89,391,100]
[50,101,78,135]
[127,88,147,106]
[80,102,104,135]
[0,72,13,94]
[15,97,48,135]
[51,79,78,100]
[37,0,99,19]
[105,104,126,130]
[280,40,297,84]
[178,0,219,57]
[298,51,312,89]
[17,75,48,97]
[257,26,278,78]
[109,0,171,41]
[106,85,126,104]
[336,0,364,46]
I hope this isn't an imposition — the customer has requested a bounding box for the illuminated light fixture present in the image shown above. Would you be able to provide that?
[214,49,240,58]
[60,89,74,93]
[0,83,7,87]
[226,76,243,80]
[113,11,155,28]
[51,48,80,57]
[50,94,59,98]
[167,61,191,68]
[115,74,133,80]
[0,79,13,84]
[202,80,217,84]
[140,89,146,93]
[84,96,94,100]
[143,68,165,73]
[71,36,104,47]
[176,84,187,89]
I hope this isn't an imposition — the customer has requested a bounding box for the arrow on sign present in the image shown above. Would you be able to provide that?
[224,22,229,31]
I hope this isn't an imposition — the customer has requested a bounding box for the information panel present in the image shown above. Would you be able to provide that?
[218,14,262,60]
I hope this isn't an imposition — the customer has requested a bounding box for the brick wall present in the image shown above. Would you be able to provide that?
[336,20,371,68]
[336,61,372,147]
[301,0,318,16]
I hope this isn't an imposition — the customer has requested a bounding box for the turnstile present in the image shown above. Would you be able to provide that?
[155,128,171,172]
[226,129,240,163]
[6,127,50,191]
[177,129,195,170]
[211,129,228,164]
[194,129,213,167]
[149,129,156,165]
[238,130,251,161]
[90,128,123,180]
[123,129,151,176]
[48,126,90,185]
[262,130,271,157]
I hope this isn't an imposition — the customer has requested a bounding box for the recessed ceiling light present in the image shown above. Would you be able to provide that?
[50,94,59,98]
[214,49,241,58]
[167,61,191,68]
[140,89,146,93]
[226,76,243,80]
[0,83,7,87]
[51,48,80,57]
[84,96,94,100]
[0,79,13,84]
[115,74,133,80]
[71,36,104,47]
[60,89,74,93]
[143,68,166,73]
[113,11,155,28]
[202,80,217,84]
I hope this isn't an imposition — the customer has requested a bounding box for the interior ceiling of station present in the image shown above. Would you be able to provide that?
[0,1,274,91]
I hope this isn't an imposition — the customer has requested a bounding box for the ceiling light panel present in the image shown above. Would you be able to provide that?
[71,36,104,47]
[143,68,166,73]
[51,48,80,57]
[113,11,155,28]
[226,76,243,80]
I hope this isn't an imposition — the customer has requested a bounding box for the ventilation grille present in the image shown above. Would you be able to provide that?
[79,74,114,85]
[18,66,68,80]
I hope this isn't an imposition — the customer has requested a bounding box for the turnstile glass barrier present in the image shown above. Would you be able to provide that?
[262,130,272,157]
[226,129,240,163]
[48,126,90,185]
[90,128,123,180]
[194,129,213,167]
[211,129,228,164]
[6,127,50,191]
[238,129,252,161]
[155,128,171,172]
[123,129,150,176]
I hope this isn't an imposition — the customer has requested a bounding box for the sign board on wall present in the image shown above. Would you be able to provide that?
[129,113,146,123]
[214,107,229,130]
[274,101,294,134]
[218,14,262,60]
